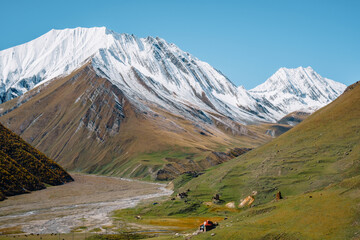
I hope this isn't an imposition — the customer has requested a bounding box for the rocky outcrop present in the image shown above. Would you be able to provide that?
[344,80,360,93]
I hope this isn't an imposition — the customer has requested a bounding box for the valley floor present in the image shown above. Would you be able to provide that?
[0,174,171,235]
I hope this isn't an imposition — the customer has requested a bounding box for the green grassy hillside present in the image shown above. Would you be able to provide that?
[114,82,359,239]
[177,81,360,205]
[0,122,73,200]
[186,176,360,240]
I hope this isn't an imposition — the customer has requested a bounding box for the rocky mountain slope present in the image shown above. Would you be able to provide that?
[0,27,267,124]
[0,122,73,201]
[0,27,346,123]
[0,27,347,179]
[0,63,271,179]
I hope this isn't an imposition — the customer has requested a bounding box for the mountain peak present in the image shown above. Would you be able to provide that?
[278,66,313,71]
[0,28,347,123]
[274,66,317,80]
[0,27,266,124]
[48,26,107,32]
[250,66,346,117]
[41,26,109,41]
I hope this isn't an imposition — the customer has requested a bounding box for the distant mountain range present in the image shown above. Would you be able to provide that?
[0,27,346,123]
[0,27,347,179]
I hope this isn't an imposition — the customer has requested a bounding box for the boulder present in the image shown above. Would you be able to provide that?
[225,201,236,208]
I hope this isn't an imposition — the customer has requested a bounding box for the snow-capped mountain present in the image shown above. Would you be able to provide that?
[0,27,269,124]
[250,67,346,120]
[0,27,346,124]
[0,27,348,179]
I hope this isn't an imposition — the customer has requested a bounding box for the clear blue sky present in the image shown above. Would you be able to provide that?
[0,0,359,88]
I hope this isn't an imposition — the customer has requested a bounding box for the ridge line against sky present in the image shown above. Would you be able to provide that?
[0,0,359,89]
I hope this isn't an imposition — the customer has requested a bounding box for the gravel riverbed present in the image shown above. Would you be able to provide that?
[0,174,172,234]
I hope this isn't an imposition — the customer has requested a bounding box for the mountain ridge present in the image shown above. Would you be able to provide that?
[0,27,348,180]
[0,27,346,124]
[0,63,271,179]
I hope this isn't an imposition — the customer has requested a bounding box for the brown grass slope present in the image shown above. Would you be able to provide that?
[0,63,272,179]
[0,123,73,200]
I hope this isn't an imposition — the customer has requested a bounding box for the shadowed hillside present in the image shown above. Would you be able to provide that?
[277,111,310,126]
[0,123,73,201]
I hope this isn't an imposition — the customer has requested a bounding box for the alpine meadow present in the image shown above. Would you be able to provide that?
[0,1,359,239]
